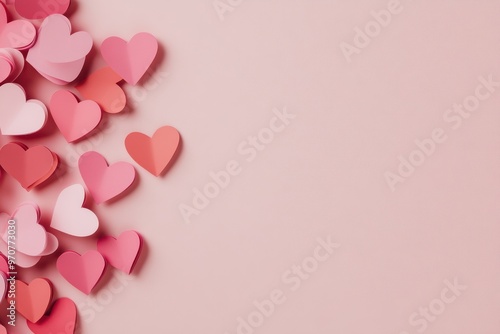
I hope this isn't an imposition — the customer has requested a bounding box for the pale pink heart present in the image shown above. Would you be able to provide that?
[0,83,47,135]
[0,235,41,268]
[49,90,102,142]
[56,250,106,294]
[97,230,142,274]
[78,151,136,204]
[0,48,24,82]
[0,57,11,83]
[51,184,99,237]
[38,14,92,63]
[0,272,6,299]
[101,32,158,85]
[27,48,86,84]
[39,232,58,256]
[1,203,47,256]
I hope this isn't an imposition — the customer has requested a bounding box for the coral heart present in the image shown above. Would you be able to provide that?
[0,83,48,136]
[125,125,181,176]
[0,142,58,190]
[101,32,158,85]
[14,0,71,20]
[76,66,126,113]
[97,231,142,274]
[57,250,106,294]
[51,184,99,237]
[50,90,102,142]
[13,278,52,323]
[0,3,36,50]
[27,298,77,334]
[78,151,136,204]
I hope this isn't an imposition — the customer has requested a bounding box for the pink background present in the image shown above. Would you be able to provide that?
[1,0,500,333]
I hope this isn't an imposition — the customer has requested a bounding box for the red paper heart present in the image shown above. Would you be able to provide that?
[27,298,77,334]
[0,142,58,190]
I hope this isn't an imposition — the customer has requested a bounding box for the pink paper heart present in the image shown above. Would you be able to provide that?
[101,32,158,85]
[0,3,36,50]
[57,250,106,294]
[0,57,11,83]
[0,83,48,135]
[0,272,6,300]
[50,90,102,142]
[38,14,93,63]
[1,203,47,256]
[51,184,99,237]
[78,151,136,204]
[97,231,142,274]
[15,0,71,20]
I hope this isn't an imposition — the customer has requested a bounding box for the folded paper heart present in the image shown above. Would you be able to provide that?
[0,142,58,190]
[27,14,92,85]
[14,0,71,20]
[51,184,99,237]
[125,125,181,176]
[57,250,106,294]
[11,278,53,323]
[50,90,102,142]
[76,66,126,113]
[27,298,77,334]
[101,32,158,85]
[78,151,136,204]
[97,230,142,274]
[0,2,36,50]
[0,83,48,136]
[0,272,6,300]
[0,48,24,84]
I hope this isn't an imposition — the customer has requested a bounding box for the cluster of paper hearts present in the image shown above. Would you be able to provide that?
[0,0,184,333]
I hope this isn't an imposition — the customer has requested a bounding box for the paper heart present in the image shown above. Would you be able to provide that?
[0,272,6,300]
[125,126,181,176]
[0,56,10,83]
[38,14,93,63]
[0,238,40,268]
[76,66,126,113]
[0,324,5,334]
[50,90,102,142]
[101,32,158,85]
[0,83,48,135]
[97,231,142,274]
[0,255,8,274]
[1,203,47,256]
[51,184,99,237]
[13,278,52,323]
[78,151,136,204]
[27,298,77,334]
[15,0,71,20]
[57,250,106,294]
[0,48,25,83]
[0,142,58,190]
[0,3,36,50]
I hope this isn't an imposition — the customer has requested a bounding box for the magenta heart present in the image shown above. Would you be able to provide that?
[56,250,106,295]
[78,151,136,204]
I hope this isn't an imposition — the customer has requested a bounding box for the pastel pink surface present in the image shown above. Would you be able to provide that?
[51,184,99,237]
[49,90,102,142]
[27,298,77,334]
[97,230,142,274]
[78,151,136,204]
[0,83,47,136]
[57,250,105,295]
[14,0,71,20]
[125,125,181,176]
[101,32,158,85]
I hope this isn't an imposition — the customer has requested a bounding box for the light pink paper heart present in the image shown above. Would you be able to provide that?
[0,272,6,300]
[57,250,106,294]
[0,3,36,50]
[97,230,142,274]
[1,203,47,256]
[101,32,158,85]
[0,238,40,268]
[51,184,99,237]
[0,57,11,83]
[49,90,102,142]
[0,83,47,135]
[78,151,136,204]
[38,14,92,63]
